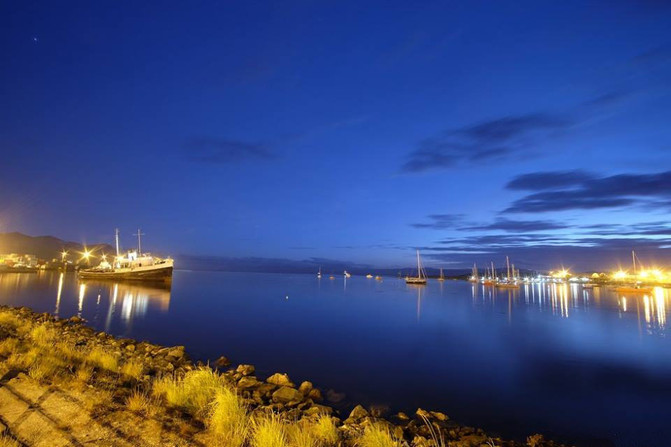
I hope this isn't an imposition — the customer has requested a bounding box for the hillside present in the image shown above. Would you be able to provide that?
[0,232,114,261]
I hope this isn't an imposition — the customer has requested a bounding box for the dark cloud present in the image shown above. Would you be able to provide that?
[401,113,573,173]
[506,170,595,191]
[185,137,276,164]
[460,218,567,233]
[504,170,671,213]
[410,214,465,229]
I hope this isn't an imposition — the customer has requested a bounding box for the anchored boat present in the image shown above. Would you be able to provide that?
[405,250,427,285]
[78,229,173,284]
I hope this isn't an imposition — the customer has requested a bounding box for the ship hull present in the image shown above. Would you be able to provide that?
[78,265,173,283]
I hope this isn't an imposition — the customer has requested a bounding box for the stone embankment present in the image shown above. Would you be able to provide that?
[0,306,570,447]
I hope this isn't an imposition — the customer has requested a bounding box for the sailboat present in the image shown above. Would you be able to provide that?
[317,266,322,279]
[405,250,427,285]
[496,256,519,288]
[469,263,479,282]
[615,250,652,294]
[344,270,351,278]
[482,261,496,286]
[438,268,445,281]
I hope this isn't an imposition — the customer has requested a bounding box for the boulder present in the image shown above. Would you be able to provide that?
[303,404,333,417]
[166,346,185,361]
[308,388,322,401]
[266,373,294,387]
[348,404,369,421]
[237,376,260,389]
[215,356,231,368]
[298,380,313,394]
[236,364,255,376]
[271,386,303,404]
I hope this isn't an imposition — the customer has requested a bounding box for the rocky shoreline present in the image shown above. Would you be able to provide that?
[0,305,570,447]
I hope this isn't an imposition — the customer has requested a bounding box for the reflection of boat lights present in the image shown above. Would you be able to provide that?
[55,273,63,316]
[78,283,86,315]
[654,287,666,328]
[644,295,651,325]
[621,297,627,312]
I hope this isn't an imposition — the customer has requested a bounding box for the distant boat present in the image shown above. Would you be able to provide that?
[405,250,427,285]
[375,275,382,281]
[615,285,652,294]
[469,263,479,283]
[329,275,335,280]
[437,268,445,281]
[495,256,519,289]
[78,229,173,284]
[344,270,351,278]
[366,274,373,278]
[317,266,322,279]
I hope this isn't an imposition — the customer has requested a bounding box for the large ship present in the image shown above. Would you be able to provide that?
[78,229,173,283]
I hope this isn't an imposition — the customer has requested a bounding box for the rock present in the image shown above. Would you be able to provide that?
[298,380,313,394]
[125,344,136,352]
[326,389,345,403]
[237,376,260,389]
[370,404,390,418]
[236,364,255,376]
[416,408,432,420]
[266,373,294,387]
[431,411,449,421]
[348,404,369,421]
[166,346,185,361]
[215,356,231,368]
[307,388,322,401]
[271,386,303,404]
[396,412,410,421]
[303,404,333,416]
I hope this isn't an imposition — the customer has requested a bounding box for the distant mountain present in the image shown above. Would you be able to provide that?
[0,232,114,261]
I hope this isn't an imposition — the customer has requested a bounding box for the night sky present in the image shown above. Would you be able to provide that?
[2,1,671,271]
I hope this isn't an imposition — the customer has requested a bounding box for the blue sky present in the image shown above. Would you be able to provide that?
[1,1,671,271]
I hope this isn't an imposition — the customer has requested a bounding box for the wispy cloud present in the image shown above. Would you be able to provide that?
[460,218,568,232]
[185,137,276,164]
[401,113,572,173]
[504,170,671,213]
[410,214,465,229]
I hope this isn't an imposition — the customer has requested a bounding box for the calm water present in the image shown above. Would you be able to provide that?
[1,271,669,447]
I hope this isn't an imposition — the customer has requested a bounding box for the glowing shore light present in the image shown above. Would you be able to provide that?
[614,270,627,280]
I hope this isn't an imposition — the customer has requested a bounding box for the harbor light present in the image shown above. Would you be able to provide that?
[613,270,627,280]
[61,250,68,261]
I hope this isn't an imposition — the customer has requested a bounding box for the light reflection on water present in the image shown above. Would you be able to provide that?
[0,271,670,447]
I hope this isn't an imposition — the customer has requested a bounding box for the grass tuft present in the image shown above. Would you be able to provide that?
[30,324,57,346]
[0,433,21,447]
[311,415,339,446]
[76,365,94,383]
[356,423,402,447]
[86,347,119,372]
[126,390,159,417]
[0,311,22,330]
[28,354,65,382]
[251,414,288,447]
[287,421,317,447]
[207,387,249,446]
[121,359,144,380]
[0,338,21,357]
[153,367,227,415]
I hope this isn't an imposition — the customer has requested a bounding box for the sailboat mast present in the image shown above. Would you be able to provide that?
[632,250,636,274]
[491,261,495,280]
[506,256,511,280]
[114,228,120,257]
[416,250,421,278]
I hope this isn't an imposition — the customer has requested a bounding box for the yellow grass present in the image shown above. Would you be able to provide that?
[311,415,339,446]
[153,367,227,414]
[28,354,65,381]
[0,337,21,357]
[76,365,94,383]
[126,390,158,417]
[55,341,84,362]
[86,347,119,372]
[251,414,289,447]
[30,324,57,346]
[287,421,317,447]
[6,347,40,370]
[0,433,20,447]
[0,311,22,330]
[121,359,144,379]
[207,387,249,446]
[356,424,402,447]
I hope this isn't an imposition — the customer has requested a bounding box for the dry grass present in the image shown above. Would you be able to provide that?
[310,415,339,446]
[207,387,249,446]
[30,324,57,346]
[55,341,84,363]
[76,365,94,383]
[86,347,119,372]
[0,433,21,447]
[0,338,20,357]
[0,311,22,330]
[153,367,226,415]
[6,347,40,370]
[356,423,402,447]
[27,353,66,382]
[251,414,288,447]
[126,390,159,417]
[287,421,317,447]
[121,359,144,379]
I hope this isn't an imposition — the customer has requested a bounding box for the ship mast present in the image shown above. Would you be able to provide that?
[506,256,511,281]
[115,228,120,257]
[632,250,636,274]
[134,228,145,256]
